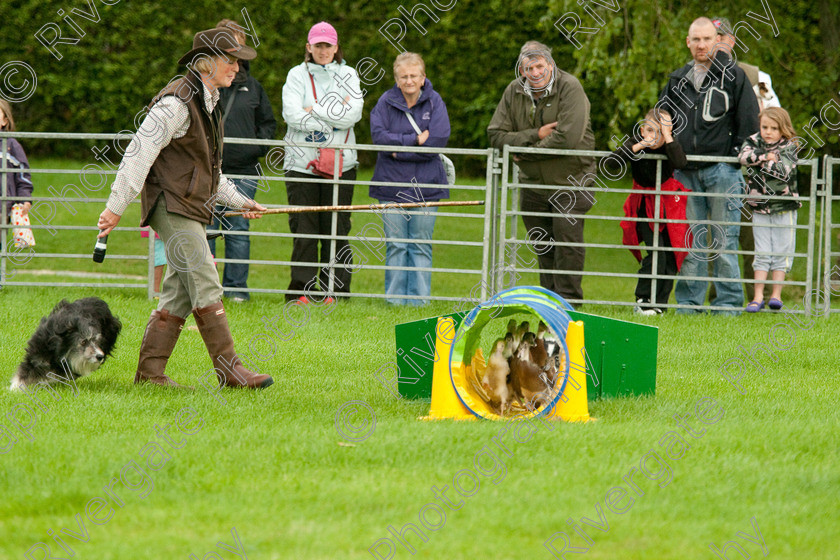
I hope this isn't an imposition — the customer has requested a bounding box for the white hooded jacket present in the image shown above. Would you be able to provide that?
[282,60,364,174]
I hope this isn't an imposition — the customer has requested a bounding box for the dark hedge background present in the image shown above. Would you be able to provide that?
[2,0,838,171]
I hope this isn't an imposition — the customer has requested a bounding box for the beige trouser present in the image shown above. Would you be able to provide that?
[149,196,222,318]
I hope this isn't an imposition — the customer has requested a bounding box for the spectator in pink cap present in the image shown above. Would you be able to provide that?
[308,21,339,46]
[282,21,364,303]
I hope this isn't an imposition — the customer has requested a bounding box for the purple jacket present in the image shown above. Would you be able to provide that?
[1,138,33,216]
[369,79,450,202]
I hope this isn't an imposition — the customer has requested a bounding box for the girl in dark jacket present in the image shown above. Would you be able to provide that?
[0,99,33,231]
[369,52,450,305]
[617,109,690,315]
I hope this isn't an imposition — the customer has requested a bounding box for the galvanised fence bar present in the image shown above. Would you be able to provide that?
[2,131,836,314]
[497,144,826,315]
[821,156,840,314]
[0,132,497,303]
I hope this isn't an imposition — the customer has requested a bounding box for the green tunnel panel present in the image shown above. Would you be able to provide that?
[395,296,658,401]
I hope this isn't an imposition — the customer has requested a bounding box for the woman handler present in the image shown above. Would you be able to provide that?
[97,28,273,389]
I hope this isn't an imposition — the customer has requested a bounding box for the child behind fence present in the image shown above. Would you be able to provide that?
[0,99,34,248]
[617,109,690,315]
[738,106,800,313]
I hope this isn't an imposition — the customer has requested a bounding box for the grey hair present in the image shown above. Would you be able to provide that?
[518,40,555,68]
[393,52,426,79]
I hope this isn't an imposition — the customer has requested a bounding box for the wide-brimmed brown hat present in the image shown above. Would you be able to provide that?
[178,28,257,66]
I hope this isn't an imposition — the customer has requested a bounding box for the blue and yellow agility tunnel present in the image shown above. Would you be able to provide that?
[420,286,592,422]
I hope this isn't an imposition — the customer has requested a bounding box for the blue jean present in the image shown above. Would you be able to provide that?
[208,178,258,300]
[674,163,744,312]
[380,205,438,305]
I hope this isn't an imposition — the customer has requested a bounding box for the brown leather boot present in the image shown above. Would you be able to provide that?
[135,309,191,388]
[193,301,274,389]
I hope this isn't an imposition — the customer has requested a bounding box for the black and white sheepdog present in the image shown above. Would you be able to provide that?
[10,297,122,390]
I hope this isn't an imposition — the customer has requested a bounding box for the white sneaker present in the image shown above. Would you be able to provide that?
[634,298,661,316]
[636,308,661,316]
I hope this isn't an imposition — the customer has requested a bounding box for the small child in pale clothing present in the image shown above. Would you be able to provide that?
[0,99,34,239]
[141,227,166,293]
[738,107,801,312]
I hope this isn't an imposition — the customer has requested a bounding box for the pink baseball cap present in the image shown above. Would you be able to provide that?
[308,21,338,45]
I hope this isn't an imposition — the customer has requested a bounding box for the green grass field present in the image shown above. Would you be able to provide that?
[1,158,838,559]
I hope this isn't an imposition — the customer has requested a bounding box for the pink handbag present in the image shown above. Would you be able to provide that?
[304,73,350,179]
[307,140,346,179]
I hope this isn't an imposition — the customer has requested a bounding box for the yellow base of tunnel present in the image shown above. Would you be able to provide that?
[420,317,591,422]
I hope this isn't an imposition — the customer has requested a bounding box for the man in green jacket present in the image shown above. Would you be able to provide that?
[488,41,596,303]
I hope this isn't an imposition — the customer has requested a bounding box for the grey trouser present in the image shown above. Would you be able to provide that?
[752,210,796,272]
[149,196,222,318]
